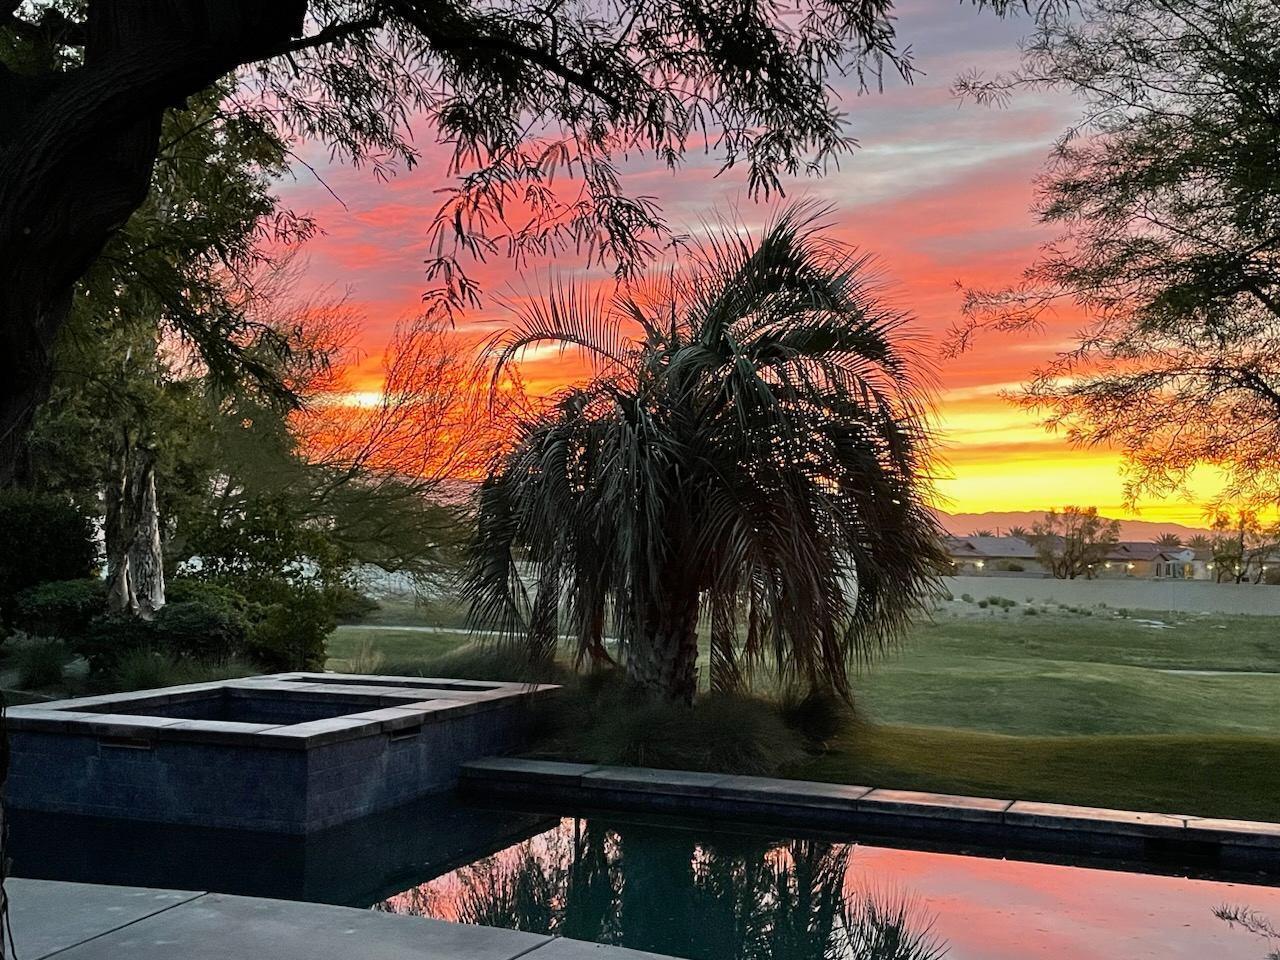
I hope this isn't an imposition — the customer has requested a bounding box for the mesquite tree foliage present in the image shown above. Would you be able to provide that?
[0,0,1047,480]
[950,0,1280,510]
[466,206,946,704]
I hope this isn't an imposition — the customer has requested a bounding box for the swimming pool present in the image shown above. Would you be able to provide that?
[378,814,1280,959]
[13,798,1279,958]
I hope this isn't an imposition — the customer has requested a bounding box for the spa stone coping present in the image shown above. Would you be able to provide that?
[6,673,558,749]
[460,758,1280,853]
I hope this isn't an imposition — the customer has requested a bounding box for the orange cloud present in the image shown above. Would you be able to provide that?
[273,3,1210,521]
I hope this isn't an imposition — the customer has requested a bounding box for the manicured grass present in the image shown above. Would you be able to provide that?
[328,602,1280,818]
[854,608,1280,736]
[796,722,1280,822]
[325,625,471,673]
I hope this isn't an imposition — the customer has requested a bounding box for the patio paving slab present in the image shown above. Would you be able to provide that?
[8,879,202,960]
[8,878,674,960]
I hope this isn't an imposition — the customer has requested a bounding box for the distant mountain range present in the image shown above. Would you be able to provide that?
[934,509,1211,542]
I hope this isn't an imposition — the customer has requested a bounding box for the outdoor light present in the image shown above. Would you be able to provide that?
[1127,563,1134,570]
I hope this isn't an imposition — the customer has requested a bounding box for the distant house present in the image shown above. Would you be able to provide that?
[1095,541,1160,579]
[945,536,1044,576]
[947,536,1214,580]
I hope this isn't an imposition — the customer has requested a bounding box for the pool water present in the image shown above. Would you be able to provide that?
[378,816,1280,960]
[13,800,1280,959]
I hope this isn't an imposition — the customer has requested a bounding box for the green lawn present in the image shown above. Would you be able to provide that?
[853,607,1280,736]
[330,600,1280,819]
[326,625,472,673]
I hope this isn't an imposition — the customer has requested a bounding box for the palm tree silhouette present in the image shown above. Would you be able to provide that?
[466,204,946,704]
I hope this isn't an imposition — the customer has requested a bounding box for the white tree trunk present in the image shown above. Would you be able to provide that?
[106,443,166,619]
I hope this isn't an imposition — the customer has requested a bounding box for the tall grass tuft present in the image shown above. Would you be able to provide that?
[14,638,69,689]
[111,650,261,692]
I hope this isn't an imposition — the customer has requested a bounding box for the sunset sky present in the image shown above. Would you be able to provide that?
[277,1,1214,526]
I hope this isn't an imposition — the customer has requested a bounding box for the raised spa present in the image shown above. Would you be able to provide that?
[5,673,555,834]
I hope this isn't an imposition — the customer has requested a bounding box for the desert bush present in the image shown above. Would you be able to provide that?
[780,685,854,746]
[247,586,333,672]
[977,599,989,609]
[13,578,105,639]
[152,601,251,663]
[325,583,380,623]
[111,649,261,692]
[76,613,154,675]
[0,490,98,618]
[960,593,974,603]
[166,578,252,614]
[1023,607,1039,616]
[14,637,69,689]
[556,675,806,775]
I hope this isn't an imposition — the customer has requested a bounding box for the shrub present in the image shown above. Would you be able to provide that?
[977,599,989,609]
[166,578,252,615]
[557,676,807,776]
[13,578,105,639]
[13,637,69,689]
[76,613,155,676]
[248,587,333,672]
[152,601,250,663]
[0,490,98,615]
[111,649,261,693]
[1023,606,1039,616]
[780,686,853,746]
[960,593,974,603]
[324,583,380,623]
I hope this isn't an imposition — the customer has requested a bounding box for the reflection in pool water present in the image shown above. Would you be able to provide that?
[379,817,1280,960]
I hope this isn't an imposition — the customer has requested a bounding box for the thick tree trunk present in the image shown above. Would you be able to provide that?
[106,442,166,619]
[0,1,307,481]
[626,591,700,705]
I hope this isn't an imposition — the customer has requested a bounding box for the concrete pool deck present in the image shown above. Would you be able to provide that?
[460,759,1280,873]
[7,878,668,960]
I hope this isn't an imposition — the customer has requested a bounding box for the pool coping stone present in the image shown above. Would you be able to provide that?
[460,758,1280,865]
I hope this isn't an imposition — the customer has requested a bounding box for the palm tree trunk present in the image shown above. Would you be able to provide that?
[527,560,560,667]
[626,591,699,705]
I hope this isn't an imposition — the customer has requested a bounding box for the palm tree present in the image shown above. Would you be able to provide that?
[972,529,995,538]
[466,205,947,705]
[1153,532,1183,548]
[1007,525,1031,540]
[1186,534,1213,553]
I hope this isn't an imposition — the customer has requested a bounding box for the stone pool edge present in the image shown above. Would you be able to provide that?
[460,758,1280,873]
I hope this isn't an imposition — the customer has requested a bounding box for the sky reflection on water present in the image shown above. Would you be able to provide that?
[380,818,1280,960]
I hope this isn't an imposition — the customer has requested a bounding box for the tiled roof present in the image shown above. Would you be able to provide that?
[944,536,1038,559]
